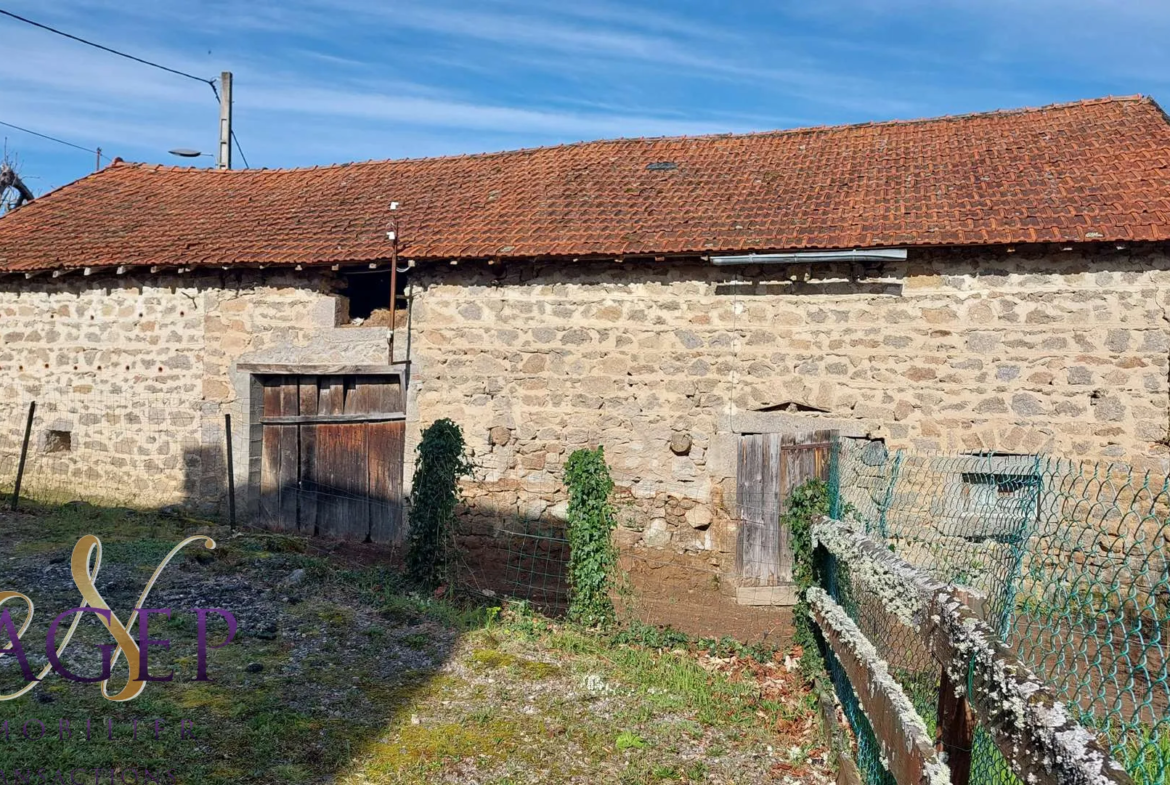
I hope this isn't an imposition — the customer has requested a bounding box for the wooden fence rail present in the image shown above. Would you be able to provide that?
[808,587,951,785]
[810,518,1134,785]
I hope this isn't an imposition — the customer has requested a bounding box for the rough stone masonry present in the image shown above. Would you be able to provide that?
[406,247,1170,571]
[2,245,1169,575]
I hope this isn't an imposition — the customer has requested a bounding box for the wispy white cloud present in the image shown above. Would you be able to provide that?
[4,0,1169,195]
[248,85,744,138]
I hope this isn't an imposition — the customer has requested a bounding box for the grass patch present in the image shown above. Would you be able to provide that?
[1,502,827,784]
[363,719,521,773]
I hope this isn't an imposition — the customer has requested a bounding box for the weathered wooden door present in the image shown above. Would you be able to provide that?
[257,374,404,542]
[736,430,833,586]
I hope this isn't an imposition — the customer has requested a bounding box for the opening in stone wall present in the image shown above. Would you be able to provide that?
[44,429,71,454]
[754,401,830,414]
[337,269,409,328]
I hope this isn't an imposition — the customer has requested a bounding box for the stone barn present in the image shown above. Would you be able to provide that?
[3,95,1170,601]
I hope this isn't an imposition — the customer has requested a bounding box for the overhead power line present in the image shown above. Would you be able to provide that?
[0,8,213,86]
[0,119,105,160]
[0,7,251,168]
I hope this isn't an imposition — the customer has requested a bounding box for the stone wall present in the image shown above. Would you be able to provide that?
[405,246,1170,570]
[0,268,388,508]
[2,244,1169,576]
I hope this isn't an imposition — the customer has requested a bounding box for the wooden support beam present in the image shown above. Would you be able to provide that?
[921,587,1134,785]
[259,412,404,426]
[236,362,408,376]
[23,270,45,279]
[811,519,1135,785]
[937,668,974,785]
[808,588,950,785]
[116,266,131,275]
[51,268,74,278]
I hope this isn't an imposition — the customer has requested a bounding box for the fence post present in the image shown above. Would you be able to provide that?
[827,430,841,520]
[224,412,236,530]
[11,401,35,511]
[876,450,902,538]
[937,667,974,785]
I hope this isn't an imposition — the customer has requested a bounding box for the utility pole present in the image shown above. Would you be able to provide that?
[217,71,232,170]
[95,147,101,172]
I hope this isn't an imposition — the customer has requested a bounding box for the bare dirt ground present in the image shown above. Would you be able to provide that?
[0,503,833,784]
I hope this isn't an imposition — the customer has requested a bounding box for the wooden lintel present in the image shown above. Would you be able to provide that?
[260,412,404,426]
[237,362,409,376]
[808,588,947,785]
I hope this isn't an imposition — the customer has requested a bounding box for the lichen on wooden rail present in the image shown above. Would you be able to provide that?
[810,518,1135,785]
[921,588,1134,785]
[811,515,943,628]
[808,587,953,785]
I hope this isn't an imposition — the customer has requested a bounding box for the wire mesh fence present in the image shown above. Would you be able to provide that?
[451,500,800,646]
[830,437,1170,785]
[0,387,800,646]
[5,386,1166,782]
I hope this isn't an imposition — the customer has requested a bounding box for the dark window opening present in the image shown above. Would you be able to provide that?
[45,430,72,454]
[338,269,409,327]
[959,452,1040,496]
[960,472,1038,495]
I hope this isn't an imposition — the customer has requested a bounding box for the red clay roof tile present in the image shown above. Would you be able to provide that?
[2,96,1170,272]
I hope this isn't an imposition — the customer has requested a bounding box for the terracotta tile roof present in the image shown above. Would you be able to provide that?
[3,95,1170,272]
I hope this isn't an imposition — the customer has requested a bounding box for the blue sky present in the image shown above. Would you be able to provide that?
[4,0,1170,194]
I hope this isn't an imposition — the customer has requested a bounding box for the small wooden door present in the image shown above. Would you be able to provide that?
[736,430,833,585]
[257,374,404,543]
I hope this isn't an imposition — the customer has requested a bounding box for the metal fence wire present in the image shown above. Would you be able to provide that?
[452,499,803,646]
[827,438,1170,785]
[3,388,1167,783]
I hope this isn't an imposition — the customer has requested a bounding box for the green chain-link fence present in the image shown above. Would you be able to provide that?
[824,437,1169,784]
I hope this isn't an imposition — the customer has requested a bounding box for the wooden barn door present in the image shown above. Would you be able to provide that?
[736,430,834,589]
[257,374,404,543]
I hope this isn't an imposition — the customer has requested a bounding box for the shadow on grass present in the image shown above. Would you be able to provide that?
[0,499,491,785]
